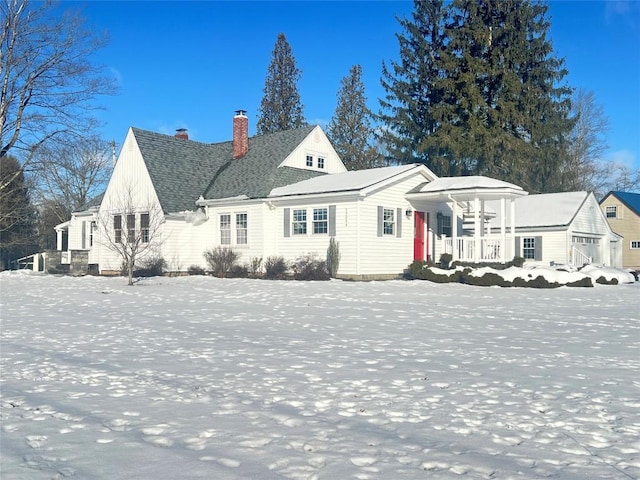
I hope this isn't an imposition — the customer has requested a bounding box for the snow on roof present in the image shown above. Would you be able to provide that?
[269,164,421,197]
[489,191,589,228]
[418,175,523,193]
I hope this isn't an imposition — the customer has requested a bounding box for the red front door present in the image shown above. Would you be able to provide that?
[414,211,426,261]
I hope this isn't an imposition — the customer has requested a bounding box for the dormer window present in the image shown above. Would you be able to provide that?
[318,157,325,169]
[306,155,313,167]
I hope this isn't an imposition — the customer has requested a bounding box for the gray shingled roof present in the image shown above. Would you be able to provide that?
[133,125,326,213]
[202,126,326,200]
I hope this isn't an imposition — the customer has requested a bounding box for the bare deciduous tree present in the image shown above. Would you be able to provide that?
[605,161,640,196]
[96,185,164,285]
[32,134,113,223]
[0,0,117,158]
[561,89,610,194]
[562,89,639,198]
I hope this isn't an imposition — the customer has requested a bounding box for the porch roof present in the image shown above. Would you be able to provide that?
[54,220,70,232]
[406,176,527,201]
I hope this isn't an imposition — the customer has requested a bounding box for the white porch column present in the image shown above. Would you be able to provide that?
[500,198,506,263]
[510,198,516,260]
[452,199,458,261]
[473,197,480,262]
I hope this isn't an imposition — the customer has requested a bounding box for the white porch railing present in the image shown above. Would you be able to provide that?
[443,236,514,263]
[571,247,592,266]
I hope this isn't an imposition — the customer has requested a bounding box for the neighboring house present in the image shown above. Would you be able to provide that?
[486,192,623,268]
[49,111,623,278]
[600,191,640,270]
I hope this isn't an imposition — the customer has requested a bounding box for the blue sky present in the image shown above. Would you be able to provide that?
[67,1,639,169]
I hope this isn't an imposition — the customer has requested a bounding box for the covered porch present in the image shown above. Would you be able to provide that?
[407,176,528,264]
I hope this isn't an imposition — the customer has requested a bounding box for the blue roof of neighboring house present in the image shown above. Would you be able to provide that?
[605,191,640,216]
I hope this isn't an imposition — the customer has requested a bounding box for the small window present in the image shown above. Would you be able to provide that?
[317,157,325,169]
[127,214,136,243]
[306,155,313,167]
[90,221,96,247]
[383,208,395,235]
[631,240,640,250]
[437,214,452,237]
[113,215,122,243]
[293,209,307,235]
[313,208,328,234]
[220,214,231,245]
[605,205,617,218]
[236,213,247,245]
[141,213,150,243]
[523,237,536,259]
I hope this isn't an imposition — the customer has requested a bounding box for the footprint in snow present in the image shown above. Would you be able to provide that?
[350,456,377,467]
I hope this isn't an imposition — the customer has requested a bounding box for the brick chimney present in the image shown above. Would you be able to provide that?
[233,110,249,159]
[175,128,188,140]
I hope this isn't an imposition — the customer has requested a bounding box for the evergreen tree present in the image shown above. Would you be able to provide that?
[380,0,574,191]
[327,65,383,170]
[257,33,306,135]
[0,156,38,269]
[378,0,451,173]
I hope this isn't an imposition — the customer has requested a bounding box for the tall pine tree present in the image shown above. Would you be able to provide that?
[380,0,574,192]
[327,65,383,170]
[378,0,451,172]
[257,33,306,135]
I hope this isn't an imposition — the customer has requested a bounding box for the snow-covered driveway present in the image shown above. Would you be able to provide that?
[1,272,638,479]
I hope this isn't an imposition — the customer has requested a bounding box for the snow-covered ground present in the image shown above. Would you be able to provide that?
[1,271,639,480]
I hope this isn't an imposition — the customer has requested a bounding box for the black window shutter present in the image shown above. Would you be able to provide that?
[377,206,383,237]
[396,208,402,238]
[515,237,521,257]
[284,208,290,237]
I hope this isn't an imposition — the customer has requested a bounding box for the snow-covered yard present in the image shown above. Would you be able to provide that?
[1,271,639,479]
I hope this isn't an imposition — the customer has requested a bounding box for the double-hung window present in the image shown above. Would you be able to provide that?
[306,155,313,167]
[127,214,136,243]
[293,209,307,235]
[383,208,395,235]
[140,213,150,243]
[220,214,231,245]
[523,237,536,259]
[113,215,122,243]
[286,206,335,237]
[236,213,247,245]
[631,240,640,250]
[437,214,452,237]
[313,208,328,234]
[605,206,617,218]
[317,157,325,169]
[90,221,96,247]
